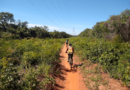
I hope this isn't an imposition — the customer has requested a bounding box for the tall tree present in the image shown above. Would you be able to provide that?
[43,26,49,31]
[0,12,15,31]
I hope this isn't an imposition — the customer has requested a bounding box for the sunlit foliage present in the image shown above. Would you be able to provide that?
[0,38,65,90]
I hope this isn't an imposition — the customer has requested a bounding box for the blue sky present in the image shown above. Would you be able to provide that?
[1,0,130,35]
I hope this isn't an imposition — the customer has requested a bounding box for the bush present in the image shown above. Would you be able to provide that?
[0,38,65,89]
[70,37,130,86]
[112,34,123,43]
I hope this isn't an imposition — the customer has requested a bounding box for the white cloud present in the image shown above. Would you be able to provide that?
[48,26,60,30]
[28,24,43,27]
[28,24,61,31]
[27,23,79,35]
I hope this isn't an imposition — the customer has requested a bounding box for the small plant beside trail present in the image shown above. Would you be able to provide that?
[80,60,110,90]
[80,55,103,90]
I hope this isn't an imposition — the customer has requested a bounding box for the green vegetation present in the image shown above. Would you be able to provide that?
[76,9,130,89]
[0,11,71,90]
[0,8,130,90]
[70,37,130,87]
[0,38,65,90]
[0,12,72,39]
[78,9,130,42]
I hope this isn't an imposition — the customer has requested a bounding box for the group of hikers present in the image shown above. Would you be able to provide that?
[65,40,74,69]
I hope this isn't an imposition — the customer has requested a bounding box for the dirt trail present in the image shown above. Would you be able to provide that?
[54,44,87,90]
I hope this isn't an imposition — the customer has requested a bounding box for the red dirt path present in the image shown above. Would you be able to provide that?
[54,45,88,90]
[54,44,129,90]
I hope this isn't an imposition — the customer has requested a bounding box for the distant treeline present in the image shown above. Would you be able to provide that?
[0,12,72,39]
[79,9,130,42]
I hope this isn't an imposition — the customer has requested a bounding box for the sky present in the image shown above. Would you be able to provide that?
[1,0,130,35]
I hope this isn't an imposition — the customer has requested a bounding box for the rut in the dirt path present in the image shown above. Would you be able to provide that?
[54,44,87,90]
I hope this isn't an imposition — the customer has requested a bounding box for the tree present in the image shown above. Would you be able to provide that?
[92,22,105,38]
[78,28,92,37]
[120,9,130,23]
[21,21,28,28]
[0,12,15,31]
[43,26,49,31]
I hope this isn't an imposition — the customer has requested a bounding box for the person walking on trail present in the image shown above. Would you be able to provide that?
[65,43,74,68]
[66,40,68,47]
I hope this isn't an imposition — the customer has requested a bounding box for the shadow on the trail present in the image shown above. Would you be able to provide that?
[54,83,64,90]
[73,63,83,69]
[70,68,77,72]
[60,65,71,72]
[59,55,65,58]
[54,73,66,81]
[54,63,83,90]
[59,74,65,80]
[71,63,84,72]
[60,63,84,73]
[53,64,67,90]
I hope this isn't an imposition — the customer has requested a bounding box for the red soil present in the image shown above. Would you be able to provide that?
[54,44,87,90]
[54,44,129,90]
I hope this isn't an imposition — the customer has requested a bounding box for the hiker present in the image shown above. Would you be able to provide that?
[65,43,74,64]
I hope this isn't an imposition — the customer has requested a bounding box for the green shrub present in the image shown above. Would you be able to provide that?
[112,34,123,43]
[0,38,65,89]
[70,37,130,86]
